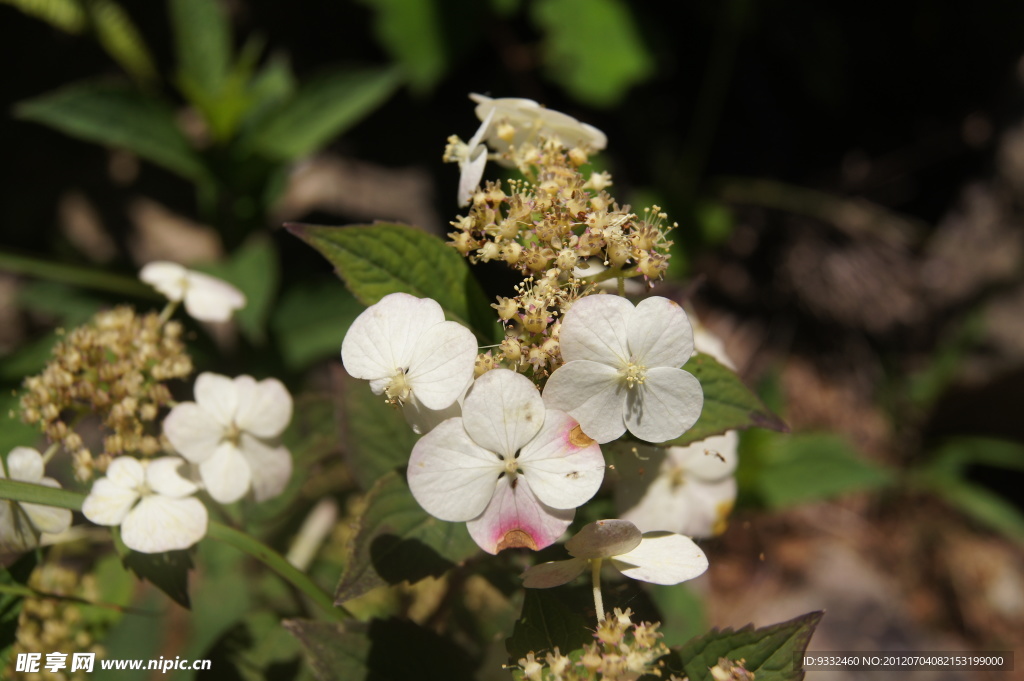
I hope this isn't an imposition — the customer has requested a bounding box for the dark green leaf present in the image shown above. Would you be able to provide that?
[339,371,419,490]
[357,0,446,93]
[15,81,209,183]
[505,587,593,661]
[16,281,104,327]
[334,471,478,603]
[287,222,495,340]
[249,67,401,160]
[926,437,1024,474]
[170,0,230,103]
[199,236,279,345]
[674,611,823,681]
[87,0,158,85]
[271,280,362,370]
[121,548,194,609]
[664,354,787,447]
[0,553,37,671]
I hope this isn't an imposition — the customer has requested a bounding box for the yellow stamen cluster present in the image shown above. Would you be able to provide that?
[16,306,192,480]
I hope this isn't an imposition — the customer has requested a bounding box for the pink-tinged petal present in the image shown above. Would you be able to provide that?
[5,447,44,482]
[121,496,208,553]
[105,456,146,489]
[402,393,463,435]
[466,476,574,554]
[522,557,588,589]
[234,376,293,438]
[519,410,605,509]
[624,368,703,443]
[462,370,544,457]
[408,419,503,522]
[199,443,252,504]
[628,297,694,369]
[407,321,477,410]
[23,478,72,534]
[82,478,139,526]
[672,432,739,481]
[558,295,633,365]
[182,271,246,322]
[341,293,445,381]
[146,458,199,498]
[238,434,293,502]
[139,261,188,301]
[163,402,225,463]
[543,361,625,444]
[611,532,709,585]
[566,519,642,559]
[193,372,238,427]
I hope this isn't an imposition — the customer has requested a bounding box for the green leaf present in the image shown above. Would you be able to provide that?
[169,0,231,103]
[926,437,1024,474]
[271,280,362,370]
[287,222,495,340]
[16,281,105,327]
[248,67,401,161]
[646,583,707,646]
[674,611,823,681]
[0,553,37,671]
[0,478,84,511]
[531,0,654,107]
[199,236,279,344]
[334,471,478,604]
[121,548,194,609]
[0,392,42,454]
[357,0,446,93]
[505,587,593,661]
[752,433,893,509]
[15,81,210,183]
[339,372,419,490]
[922,474,1024,544]
[0,0,87,32]
[663,354,787,447]
[87,0,159,85]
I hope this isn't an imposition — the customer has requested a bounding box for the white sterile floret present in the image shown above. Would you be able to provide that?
[615,432,739,538]
[407,369,605,554]
[341,293,478,434]
[82,457,207,553]
[139,261,246,323]
[522,519,709,588]
[0,447,73,553]
[163,372,293,504]
[543,295,704,444]
[469,94,607,156]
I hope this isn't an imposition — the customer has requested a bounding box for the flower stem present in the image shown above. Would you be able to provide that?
[157,300,179,325]
[591,558,605,623]
[40,443,60,465]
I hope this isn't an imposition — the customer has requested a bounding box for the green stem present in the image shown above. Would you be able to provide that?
[591,558,605,624]
[157,300,179,325]
[0,251,157,299]
[40,443,60,466]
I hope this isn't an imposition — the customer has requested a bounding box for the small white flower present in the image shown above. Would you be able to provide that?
[543,295,704,444]
[139,261,246,323]
[0,447,73,553]
[469,94,607,156]
[82,457,207,554]
[448,107,495,206]
[615,432,739,538]
[341,293,478,435]
[407,369,605,554]
[163,373,293,504]
[522,519,708,588]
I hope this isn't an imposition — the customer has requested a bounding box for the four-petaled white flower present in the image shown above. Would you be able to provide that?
[341,293,478,434]
[140,261,246,323]
[0,447,73,553]
[163,373,293,504]
[407,369,605,554]
[82,457,207,554]
[543,295,703,444]
[615,432,738,538]
[522,519,708,588]
[469,94,607,156]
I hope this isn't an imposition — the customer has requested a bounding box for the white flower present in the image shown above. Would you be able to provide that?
[163,373,293,504]
[543,295,703,444]
[82,457,207,554]
[522,519,708,588]
[469,94,607,156]
[341,293,478,434]
[407,369,605,554]
[0,447,73,553]
[139,261,246,323]
[615,432,739,538]
[448,107,495,206]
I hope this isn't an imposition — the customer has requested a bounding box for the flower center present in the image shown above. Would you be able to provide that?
[620,358,647,389]
[224,422,242,446]
[385,368,413,405]
[668,466,686,490]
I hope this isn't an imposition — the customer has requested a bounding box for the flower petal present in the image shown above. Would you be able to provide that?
[543,360,625,444]
[610,532,709,585]
[341,293,445,381]
[462,369,545,457]
[163,402,225,463]
[408,418,503,522]
[5,447,44,482]
[402,392,464,435]
[139,261,187,301]
[406,321,477,410]
[199,443,252,504]
[238,434,293,502]
[628,297,694,369]
[82,478,140,526]
[458,148,488,207]
[193,372,238,427]
[121,495,208,553]
[672,432,739,481]
[565,519,642,559]
[182,271,246,322]
[519,410,605,509]
[558,295,634,365]
[624,367,703,443]
[522,557,588,589]
[23,478,72,535]
[234,376,293,438]
[146,457,199,498]
[466,475,574,554]
[105,456,146,489]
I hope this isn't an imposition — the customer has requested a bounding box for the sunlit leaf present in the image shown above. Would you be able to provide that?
[88,0,158,84]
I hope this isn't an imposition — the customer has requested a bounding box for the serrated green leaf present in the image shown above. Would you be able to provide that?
[663,354,787,447]
[170,0,230,102]
[287,222,495,340]
[334,471,478,603]
[339,371,419,490]
[357,0,446,93]
[271,280,362,370]
[249,67,400,160]
[16,81,210,183]
[505,587,593,661]
[674,611,823,681]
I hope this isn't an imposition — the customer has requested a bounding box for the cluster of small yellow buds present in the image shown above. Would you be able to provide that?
[16,306,192,480]
[6,564,105,681]
[516,609,671,681]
